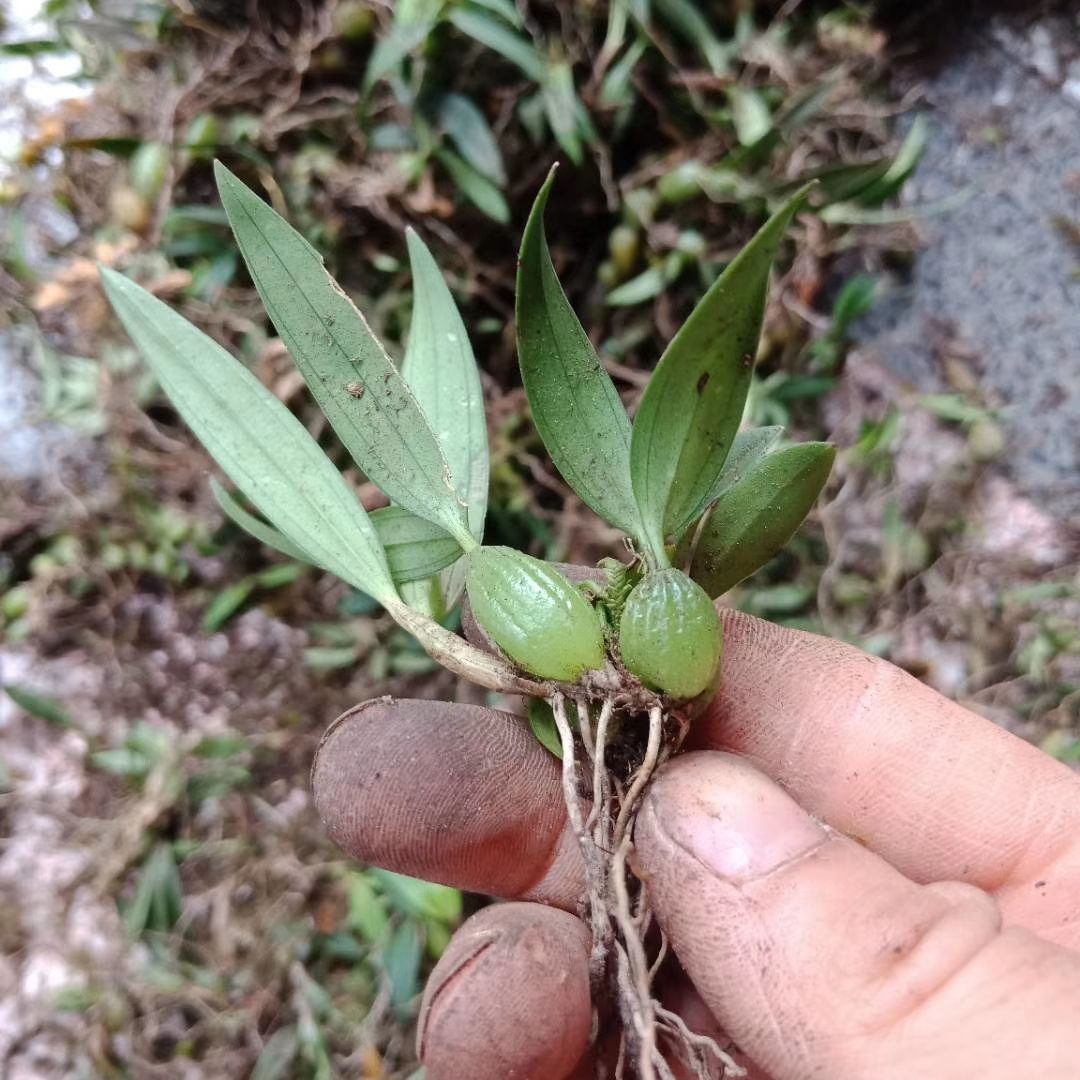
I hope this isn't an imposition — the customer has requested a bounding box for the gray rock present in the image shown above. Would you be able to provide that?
[859,8,1080,519]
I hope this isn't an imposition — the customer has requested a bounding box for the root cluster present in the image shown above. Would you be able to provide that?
[549,694,743,1080]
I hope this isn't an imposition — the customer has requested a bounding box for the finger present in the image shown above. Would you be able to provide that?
[418,903,591,1080]
[312,698,582,907]
[636,752,1080,1080]
[697,610,1080,941]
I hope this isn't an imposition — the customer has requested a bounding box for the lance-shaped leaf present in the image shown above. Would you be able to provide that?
[101,267,396,603]
[369,505,464,583]
[687,442,835,599]
[214,163,473,550]
[213,479,462,585]
[211,477,314,563]
[403,229,489,542]
[629,185,813,558]
[516,167,641,536]
[698,425,783,520]
[434,93,506,186]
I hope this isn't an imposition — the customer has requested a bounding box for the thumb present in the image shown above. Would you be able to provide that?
[635,752,1080,1080]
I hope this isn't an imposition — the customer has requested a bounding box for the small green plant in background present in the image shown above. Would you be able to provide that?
[102,161,833,1079]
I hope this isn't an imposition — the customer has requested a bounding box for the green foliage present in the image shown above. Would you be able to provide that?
[685,443,836,598]
[527,697,564,758]
[703,426,784,506]
[104,159,835,696]
[101,267,397,604]
[402,229,489,544]
[516,168,640,537]
[212,479,464,587]
[809,275,877,372]
[124,843,183,937]
[628,186,814,559]
[91,722,173,785]
[215,164,474,552]
[3,684,73,728]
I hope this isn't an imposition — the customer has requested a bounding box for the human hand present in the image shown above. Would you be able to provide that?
[312,610,1080,1079]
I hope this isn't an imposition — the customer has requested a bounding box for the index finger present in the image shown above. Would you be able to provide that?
[697,611,1080,943]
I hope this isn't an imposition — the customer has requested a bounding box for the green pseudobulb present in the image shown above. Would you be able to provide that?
[466,547,606,682]
[618,569,721,699]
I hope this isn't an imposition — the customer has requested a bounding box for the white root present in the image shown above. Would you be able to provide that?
[551,693,734,1080]
[552,693,612,999]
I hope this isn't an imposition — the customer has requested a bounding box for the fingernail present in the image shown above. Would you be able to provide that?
[654,754,826,884]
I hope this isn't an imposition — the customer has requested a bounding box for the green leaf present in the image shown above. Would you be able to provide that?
[125,843,183,937]
[650,0,730,76]
[383,920,422,1012]
[541,61,588,165]
[202,579,256,632]
[346,871,391,944]
[447,8,547,81]
[463,0,524,27]
[370,505,463,582]
[303,645,359,669]
[793,158,891,204]
[857,116,928,206]
[3,684,73,728]
[194,733,250,758]
[101,268,396,603]
[91,747,152,779]
[516,168,641,536]
[599,37,648,109]
[831,274,877,333]
[435,149,510,223]
[527,697,564,759]
[214,164,473,550]
[775,79,836,137]
[629,186,812,559]
[362,9,436,92]
[700,425,783,510]
[403,229,489,542]
[214,477,461,585]
[687,442,835,598]
[741,582,815,617]
[605,262,677,307]
[211,477,314,563]
[728,86,772,147]
[918,393,994,426]
[254,556,303,586]
[252,1025,300,1080]
[369,869,462,923]
[434,93,506,185]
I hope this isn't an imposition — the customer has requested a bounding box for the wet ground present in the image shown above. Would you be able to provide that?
[861,3,1080,517]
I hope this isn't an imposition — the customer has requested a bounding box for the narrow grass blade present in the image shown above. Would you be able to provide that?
[687,442,835,598]
[516,167,641,537]
[434,92,506,186]
[629,186,813,558]
[214,163,472,549]
[447,7,546,81]
[436,149,511,223]
[101,267,396,602]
